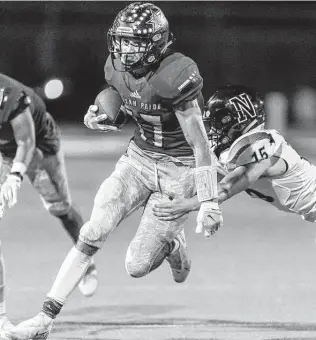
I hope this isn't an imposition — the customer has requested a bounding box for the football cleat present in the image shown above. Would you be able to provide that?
[0,316,14,331]
[166,230,191,283]
[78,259,98,297]
[3,312,53,340]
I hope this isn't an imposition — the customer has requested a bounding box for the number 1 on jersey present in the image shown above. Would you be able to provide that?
[139,113,163,148]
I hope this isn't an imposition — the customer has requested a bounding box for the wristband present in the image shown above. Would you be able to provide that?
[195,165,218,202]
[11,162,27,176]
[9,172,23,181]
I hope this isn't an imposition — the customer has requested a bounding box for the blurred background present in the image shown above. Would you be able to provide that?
[1,1,316,132]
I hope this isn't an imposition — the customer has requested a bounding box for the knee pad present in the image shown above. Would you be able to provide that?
[79,221,105,249]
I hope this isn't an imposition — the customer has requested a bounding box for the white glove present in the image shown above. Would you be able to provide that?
[0,174,22,209]
[196,201,223,237]
[83,105,120,132]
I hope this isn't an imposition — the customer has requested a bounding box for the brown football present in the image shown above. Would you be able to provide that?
[94,88,127,127]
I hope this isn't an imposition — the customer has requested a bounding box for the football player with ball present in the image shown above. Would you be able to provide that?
[4,3,222,339]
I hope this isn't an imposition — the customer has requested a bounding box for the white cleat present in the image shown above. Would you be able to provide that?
[166,230,191,283]
[78,259,98,297]
[0,316,14,340]
[0,316,14,332]
[3,312,53,340]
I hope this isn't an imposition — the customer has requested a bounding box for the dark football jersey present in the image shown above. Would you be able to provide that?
[104,50,203,157]
[0,74,60,157]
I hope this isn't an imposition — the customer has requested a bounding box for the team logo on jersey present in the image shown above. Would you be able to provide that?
[228,93,256,123]
[130,90,141,99]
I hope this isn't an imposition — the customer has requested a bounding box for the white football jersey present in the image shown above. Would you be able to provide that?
[217,129,316,222]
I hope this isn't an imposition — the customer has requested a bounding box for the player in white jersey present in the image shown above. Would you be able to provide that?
[153,85,316,230]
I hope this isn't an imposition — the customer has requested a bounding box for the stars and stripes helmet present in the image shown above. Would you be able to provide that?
[107,2,173,71]
[204,85,266,157]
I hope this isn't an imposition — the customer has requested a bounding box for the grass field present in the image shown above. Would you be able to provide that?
[2,126,316,340]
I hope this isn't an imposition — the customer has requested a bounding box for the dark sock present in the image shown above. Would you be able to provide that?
[42,297,63,319]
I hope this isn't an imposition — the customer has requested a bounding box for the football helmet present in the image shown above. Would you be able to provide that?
[204,85,266,157]
[107,2,173,71]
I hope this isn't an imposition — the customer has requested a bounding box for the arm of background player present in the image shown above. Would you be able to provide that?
[10,106,36,171]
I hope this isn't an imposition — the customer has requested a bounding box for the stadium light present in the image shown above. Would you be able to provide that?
[44,78,64,99]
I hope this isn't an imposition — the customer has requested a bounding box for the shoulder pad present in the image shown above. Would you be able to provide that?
[104,55,114,85]
[158,53,203,106]
[225,130,281,169]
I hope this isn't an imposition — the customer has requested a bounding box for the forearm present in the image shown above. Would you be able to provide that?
[10,107,36,175]
[14,137,35,166]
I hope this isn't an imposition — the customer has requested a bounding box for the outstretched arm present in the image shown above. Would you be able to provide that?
[153,159,271,220]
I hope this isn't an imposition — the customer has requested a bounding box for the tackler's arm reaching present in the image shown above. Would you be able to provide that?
[153,159,272,221]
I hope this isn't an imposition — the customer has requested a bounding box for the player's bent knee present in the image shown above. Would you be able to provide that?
[125,261,150,278]
[125,247,150,278]
[79,221,106,249]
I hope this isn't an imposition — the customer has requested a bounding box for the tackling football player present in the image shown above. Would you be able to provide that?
[153,85,316,233]
[4,3,222,340]
[0,73,99,332]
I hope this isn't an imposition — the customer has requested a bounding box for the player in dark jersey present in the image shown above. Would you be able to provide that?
[4,3,222,339]
[0,74,99,332]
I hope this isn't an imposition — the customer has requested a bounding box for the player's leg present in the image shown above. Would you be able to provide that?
[26,148,98,298]
[125,192,191,282]
[28,148,82,244]
[0,156,15,331]
[6,153,151,340]
[156,160,196,282]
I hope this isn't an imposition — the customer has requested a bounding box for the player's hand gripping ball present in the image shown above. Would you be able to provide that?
[84,88,127,132]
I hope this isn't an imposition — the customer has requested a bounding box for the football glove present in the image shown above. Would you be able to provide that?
[0,173,22,209]
[83,105,120,132]
[196,201,223,237]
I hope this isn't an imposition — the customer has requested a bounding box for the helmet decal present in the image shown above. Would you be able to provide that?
[204,85,266,157]
[228,93,257,123]
[107,2,172,72]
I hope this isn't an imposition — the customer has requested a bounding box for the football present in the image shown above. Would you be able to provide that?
[94,88,127,128]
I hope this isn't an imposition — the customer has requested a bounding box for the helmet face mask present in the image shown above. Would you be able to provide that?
[108,2,172,72]
[109,35,151,68]
[204,85,266,157]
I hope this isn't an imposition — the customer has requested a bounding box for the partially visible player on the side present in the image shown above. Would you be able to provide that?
[3,3,222,340]
[153,85,316,233]
[0,73,98,331]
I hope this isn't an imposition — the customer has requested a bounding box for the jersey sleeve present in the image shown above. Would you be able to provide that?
[170,60,203,107]
[159,55,203,108]
[225,131,281,169]
[0,87,31,124]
